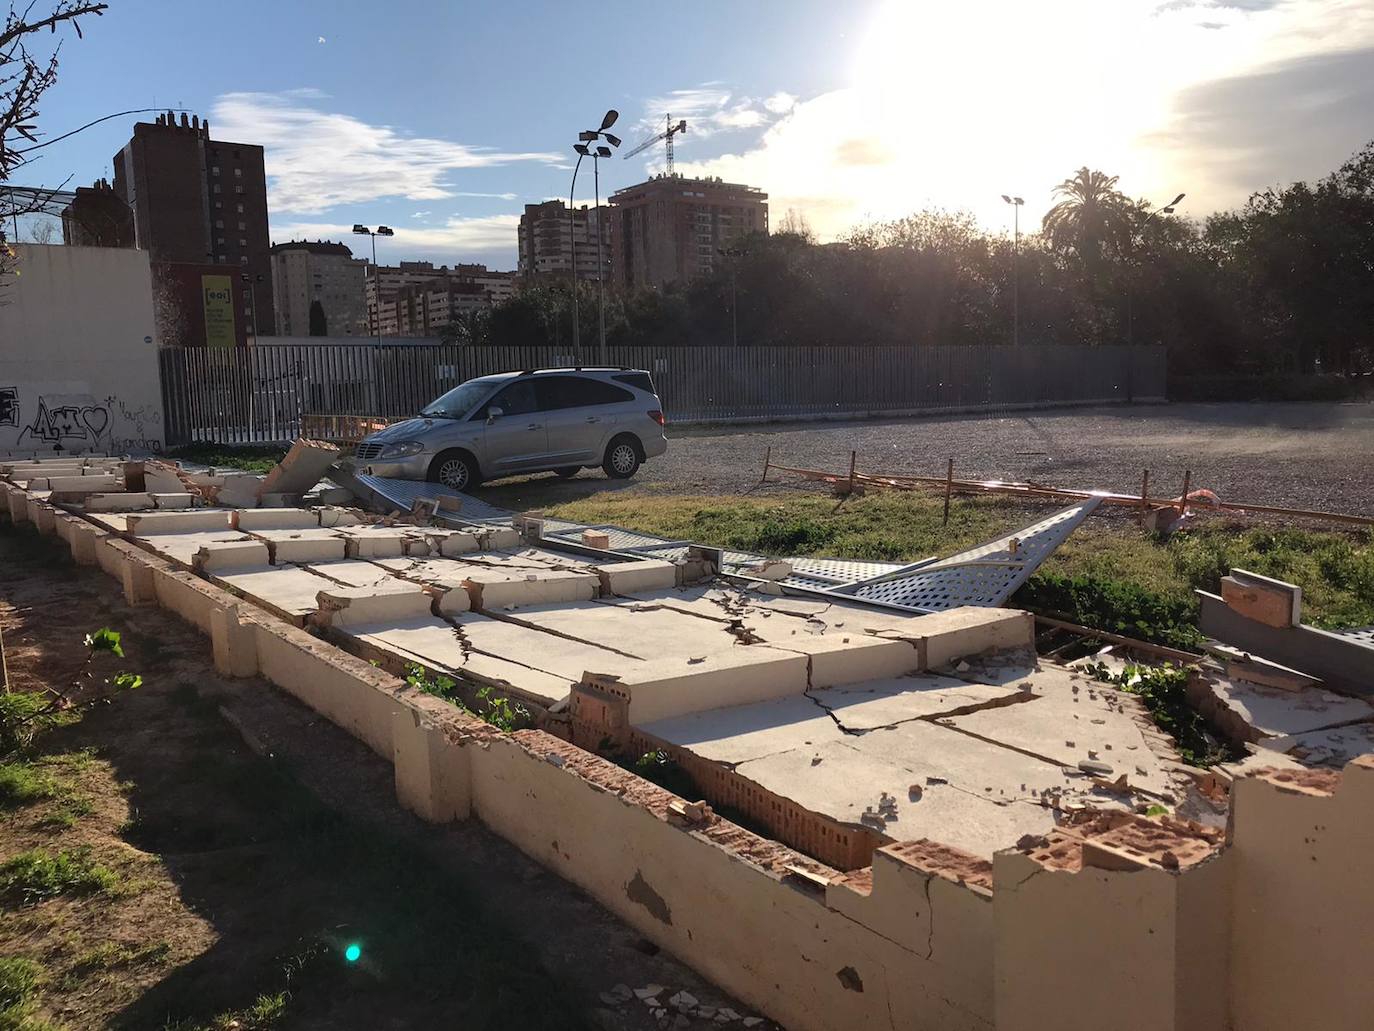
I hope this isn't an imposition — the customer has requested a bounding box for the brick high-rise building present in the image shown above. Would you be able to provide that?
[111,111,274,341]
[609,175,768,290]
[270,240,368,337]
[59,179,134,248]
[517,200,608,282]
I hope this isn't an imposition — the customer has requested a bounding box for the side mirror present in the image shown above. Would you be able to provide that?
[486,407,504,423]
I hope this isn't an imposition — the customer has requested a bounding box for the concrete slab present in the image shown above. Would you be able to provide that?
[1203,675,1374,740]
[1258,722,1374,768]
[463,569,600,610]
[734,733,1069,861]
[235,508,319,530]
[213,564,349,622]
[192,540,271,572]
[596,559,679,595]
[315,584,436,627]
[938,664,1179,797]
[126,510,233,535]
[812,674,1029,731]
[84,492,154,511]
[639,694,849,765]
[257,438,340,498]
[348,615,577,704]
[130,530,252,567]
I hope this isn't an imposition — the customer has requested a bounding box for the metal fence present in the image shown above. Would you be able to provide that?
[157,341,1167,446]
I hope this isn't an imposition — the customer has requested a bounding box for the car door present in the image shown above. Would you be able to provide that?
[538,376,633,466]
[475,379,549,473]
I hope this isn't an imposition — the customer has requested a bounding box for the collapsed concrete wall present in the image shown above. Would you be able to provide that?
[6,480,1373,1031]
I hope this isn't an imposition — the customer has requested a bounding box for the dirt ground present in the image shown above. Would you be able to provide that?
[0,527,767,1030]
[476,401,1374,516]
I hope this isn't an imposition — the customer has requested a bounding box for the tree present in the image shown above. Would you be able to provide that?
[308,298,327,336]
[1042,168,1132,270]
[1,2,107,280]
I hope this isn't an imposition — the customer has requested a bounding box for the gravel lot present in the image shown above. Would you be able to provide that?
[626,402,1374,515]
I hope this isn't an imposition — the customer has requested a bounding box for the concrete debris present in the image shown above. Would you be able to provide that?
[257,438,341,500]
[634,985,664,1000]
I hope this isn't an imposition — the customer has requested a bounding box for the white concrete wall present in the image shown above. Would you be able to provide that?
[0,245,163,454]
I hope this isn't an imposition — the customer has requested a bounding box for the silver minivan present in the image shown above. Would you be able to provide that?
[353,367,669,491]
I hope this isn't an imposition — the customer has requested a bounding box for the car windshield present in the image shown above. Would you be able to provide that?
[419,380,498,419]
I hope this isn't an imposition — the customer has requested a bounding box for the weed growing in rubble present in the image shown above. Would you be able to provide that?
[1085,661,1239,768]
[403,664,529,732]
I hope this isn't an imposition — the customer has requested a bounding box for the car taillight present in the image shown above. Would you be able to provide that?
[648,409,665,426]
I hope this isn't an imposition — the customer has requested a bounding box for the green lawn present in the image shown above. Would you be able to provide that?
[542,491,1374,649]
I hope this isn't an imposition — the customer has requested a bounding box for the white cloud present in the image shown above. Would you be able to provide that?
[271,213,520,264]
[453,191,518,200]
[211,90,560,214]
[764,92,797,115]
[634,85,777,142]
[672,0,1374,242]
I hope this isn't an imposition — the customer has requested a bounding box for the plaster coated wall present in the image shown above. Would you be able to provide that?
[0,245,164,453]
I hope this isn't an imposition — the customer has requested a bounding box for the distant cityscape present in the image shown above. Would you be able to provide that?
[56,110,768,347]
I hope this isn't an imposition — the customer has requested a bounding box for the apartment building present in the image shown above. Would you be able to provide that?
[609,175,768,290]
[111,111,274,339]
[364,261,516,336]
[270,240,368,336]
[517,200,609,281]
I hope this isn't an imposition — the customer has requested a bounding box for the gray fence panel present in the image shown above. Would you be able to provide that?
[156,343,1167,445]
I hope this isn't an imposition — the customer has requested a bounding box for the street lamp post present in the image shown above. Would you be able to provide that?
[1125,192,1184,402]
[1000,195,1024,347]
[352,223,394,346]
[718,246,743,346]
[571,109,621,366]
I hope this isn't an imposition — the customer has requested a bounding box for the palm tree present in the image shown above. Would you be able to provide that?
[1042,168,1132,271]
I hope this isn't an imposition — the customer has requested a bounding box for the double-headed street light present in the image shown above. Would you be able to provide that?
[569,110,620,365]
[1000,195,1024,347]
[353,223,394,345]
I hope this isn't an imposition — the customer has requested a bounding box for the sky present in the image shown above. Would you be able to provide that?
[20,0,1374,269]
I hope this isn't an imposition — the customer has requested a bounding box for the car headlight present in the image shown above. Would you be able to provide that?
[381,440,425,458]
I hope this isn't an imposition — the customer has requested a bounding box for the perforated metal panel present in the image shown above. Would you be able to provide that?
[1338,625,1374,647]
[843,499,1101,611]
[787,558,907,584]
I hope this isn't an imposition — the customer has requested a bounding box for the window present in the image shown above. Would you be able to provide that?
[216,236,225,245]
[213,184,221,194]
[236,204,244,213]
[238,221,246,230]
[234,168,242,178]
[484,379,540,417]
[538,376,633,410]
[214,201,222,210]
[613,372,654,393]
[234,185,244,194]
[211,165,220,175]
[215,219,224,228]
[239,255,249,264]
[239,238,247,247]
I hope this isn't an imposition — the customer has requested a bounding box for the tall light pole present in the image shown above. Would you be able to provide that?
[718,245,743,347]
[1127,192,1185,348]
[570,109,620,365]
[352,223,394,346]
[1001,195,1023,347]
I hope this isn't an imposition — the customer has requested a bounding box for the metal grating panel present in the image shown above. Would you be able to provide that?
[353,474,514,524]
[1338,626,1374,647]
[787,557,907,583]
[845,499,1101,611]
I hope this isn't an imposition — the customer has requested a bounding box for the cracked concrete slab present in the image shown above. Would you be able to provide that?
[1203,674,1374,740]
[1257,721,1374,768]
[936,664,1182,798]
[810,674,1029,731]
[638,696,848,765]
[212,563,349,622]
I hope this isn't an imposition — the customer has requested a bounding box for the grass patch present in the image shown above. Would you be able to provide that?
[543,492,1374,645]
[162,443,287,474]
[0,848,119,908]
[164,991,287,1031]
[0,764,58,808]
[0,956,55,1031]
[35,795,95,831]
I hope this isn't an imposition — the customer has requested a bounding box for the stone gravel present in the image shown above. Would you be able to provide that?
[634,402,1374,516]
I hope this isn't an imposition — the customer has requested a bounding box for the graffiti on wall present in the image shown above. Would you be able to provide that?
[0,386,162,454]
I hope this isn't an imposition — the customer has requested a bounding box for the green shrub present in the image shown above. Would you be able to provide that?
[1014,571,1204,650]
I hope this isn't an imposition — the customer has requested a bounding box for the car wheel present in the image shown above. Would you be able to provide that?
[428,450,478,492]
[553,467,581,479]
[602,436,641,479]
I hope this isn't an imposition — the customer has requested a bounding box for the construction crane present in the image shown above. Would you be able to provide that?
[623,115,688,176]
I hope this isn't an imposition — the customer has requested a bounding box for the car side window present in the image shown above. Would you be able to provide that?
[540,376,634,410]
[486,380,540,417]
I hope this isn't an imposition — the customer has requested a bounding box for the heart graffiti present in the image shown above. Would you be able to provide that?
[82,406,109,437]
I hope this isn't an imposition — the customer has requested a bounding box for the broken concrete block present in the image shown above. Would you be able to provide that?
[215,472,265,508]
[480,528,522,551]
[436,531,481,556]
[463,569,599,610]
[126,509,233,535]
[39,473,123,493]
[434,584,472,615]
[151,493,196,509]
[318,487,356,506]
[596,559,678,596]
[314,584,437,628]
[743,558,793,581]
[582,529,611,549]
[193,540,271,573]
[84,492,155,511]
[235,508,319,531]
[257,438,341,499]
[143,466,186,494]
[259,492,305,508]
[1221,569,1301,629]
[318,505,364,527]
[270,536,348,564]
[344,531,411,559]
